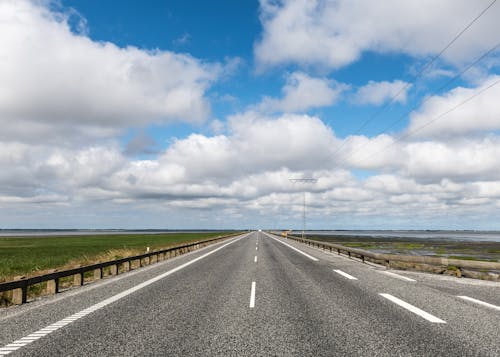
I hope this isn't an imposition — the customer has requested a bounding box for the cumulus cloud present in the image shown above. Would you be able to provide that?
[2,111,500,227]
[255,0,500,70]
[257,72,347,112]
[407,75,500,137]
[353,80,411,105]
[0,0,220,144]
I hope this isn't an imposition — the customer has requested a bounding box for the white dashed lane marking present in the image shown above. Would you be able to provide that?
[249,281,256,308]
[382,271,416,282]
[333,269,358,280]
[458,296,500,311]
[380,293,446,323]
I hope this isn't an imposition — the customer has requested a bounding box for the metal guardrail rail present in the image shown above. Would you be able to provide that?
[271,232,500,272]
[0,232,242,305]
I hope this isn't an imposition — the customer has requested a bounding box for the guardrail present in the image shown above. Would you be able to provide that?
[271,232,500,273]
[0,232,242,305]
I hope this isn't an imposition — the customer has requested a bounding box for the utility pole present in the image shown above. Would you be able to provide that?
[289,178,317,239]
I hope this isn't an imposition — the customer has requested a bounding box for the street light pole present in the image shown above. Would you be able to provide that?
[289,178,317,239]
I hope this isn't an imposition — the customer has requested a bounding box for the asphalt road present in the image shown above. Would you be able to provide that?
[0,231,499,356]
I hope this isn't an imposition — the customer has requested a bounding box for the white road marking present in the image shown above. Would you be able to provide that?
[0,234,249,355]
[254,256,258,263]
[383,271,416,282]
[249,281,256,308]
[458,296,500,311]
[333,269,358,280]
[379,293,446,323]
[264,233,319,261]
[256,246,258,250]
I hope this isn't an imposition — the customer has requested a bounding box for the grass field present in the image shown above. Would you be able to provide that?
[0,232,237,282]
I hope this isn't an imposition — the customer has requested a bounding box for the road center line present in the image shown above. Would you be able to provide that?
[0,233,249,356]
[254,256,257,263]
[256,246,258,250]
[264,233,319,261]
[379,293,446,323]
[383,271,416,282]
[458,296,500,311]
[333,269,358,280]
[249,281,256,308]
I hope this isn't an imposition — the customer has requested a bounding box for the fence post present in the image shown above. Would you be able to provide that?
[123,261,131,272]
[74,270,84,286]
[109,264,118,276]
[94,268,103,280]
[12,276,27,305]
[46,271,59,294]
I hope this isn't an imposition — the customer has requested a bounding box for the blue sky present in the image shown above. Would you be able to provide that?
[0,0,499,229]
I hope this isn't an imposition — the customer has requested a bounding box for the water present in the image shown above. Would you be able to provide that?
[300,230,500,242]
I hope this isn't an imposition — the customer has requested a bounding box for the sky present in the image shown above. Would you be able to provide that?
[0,0,500,230]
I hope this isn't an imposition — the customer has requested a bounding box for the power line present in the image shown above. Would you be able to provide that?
[333,40,500,169]
[329,0,497,158]
[350,76,500,167]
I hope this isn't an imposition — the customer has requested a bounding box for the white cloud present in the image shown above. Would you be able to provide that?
[2,117,500,228]
[407,75,500,137]
[353,80,411,105]
[0,0,220,144]
[257,72,346,112]
[255,0,500,70]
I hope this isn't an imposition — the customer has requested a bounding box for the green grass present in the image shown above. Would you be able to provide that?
[0,232,237,282]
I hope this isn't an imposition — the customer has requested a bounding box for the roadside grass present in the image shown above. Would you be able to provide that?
[306,234,500,262]
[0,232,236,283]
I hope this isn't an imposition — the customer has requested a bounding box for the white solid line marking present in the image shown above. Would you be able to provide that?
[249,281,256,308]
[0,233,249,355]
[379,293,446,323]
[254,256,257,263]
[383,271,416,282]
[333,269,358,280]
[458,296,500,311]
[264,233,319,261]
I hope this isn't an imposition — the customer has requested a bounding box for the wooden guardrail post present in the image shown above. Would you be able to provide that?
[123,261,131,272]
[12,276,27,305]
[74,268,84,286]
[109,264,118,276]
[94,268,103,280]
[46,271,59,294]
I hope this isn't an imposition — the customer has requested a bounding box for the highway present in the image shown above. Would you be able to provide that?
[0,231,499,356]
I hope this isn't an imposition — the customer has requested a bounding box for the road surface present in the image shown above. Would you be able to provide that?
[0,231,499,356]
